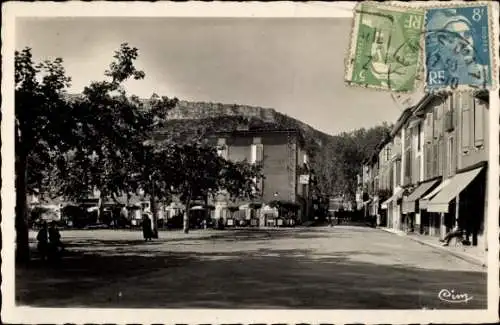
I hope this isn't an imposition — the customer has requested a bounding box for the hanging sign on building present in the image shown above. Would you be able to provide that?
[299,174,310,184]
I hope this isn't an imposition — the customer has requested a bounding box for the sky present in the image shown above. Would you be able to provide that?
[16,17,400,135]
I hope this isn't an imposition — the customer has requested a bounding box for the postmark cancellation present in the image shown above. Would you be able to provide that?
[424,2,496,93]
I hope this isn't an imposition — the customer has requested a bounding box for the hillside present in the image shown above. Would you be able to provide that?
[153,100,333,153]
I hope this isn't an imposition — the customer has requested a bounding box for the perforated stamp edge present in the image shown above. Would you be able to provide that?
[421,1,498,94]
[343,1,426,94]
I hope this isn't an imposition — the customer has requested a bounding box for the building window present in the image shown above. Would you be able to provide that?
[460,93,471,152]
[250,144,263,164]
[425,112,433,144]
[250,144,257,164]
[217,137,226,146]
[217,145,228,159]
[404,129,412,184]
[473,98,485,147]
[425,144,432,179]
[433,142,440,178]
[395,160,402,187]
[417,123,422,151]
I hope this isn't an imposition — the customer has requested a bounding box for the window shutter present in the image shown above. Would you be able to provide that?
[256,144,264,162]
[461,93,471,152]
[425,113,433,143]
[448,137,455,176]
[250,144,257,164]
[433,107,438,140]
[474,98,485,147]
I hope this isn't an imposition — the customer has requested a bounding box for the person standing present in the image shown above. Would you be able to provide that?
[48,221,64,261]
[142,214,153,241]
[37,221,49,261]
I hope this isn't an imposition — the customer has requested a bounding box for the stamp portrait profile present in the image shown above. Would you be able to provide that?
[345,2,425,93]
[424,3,495,92]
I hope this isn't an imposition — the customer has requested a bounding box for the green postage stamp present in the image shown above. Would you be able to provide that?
[345,2,425,92]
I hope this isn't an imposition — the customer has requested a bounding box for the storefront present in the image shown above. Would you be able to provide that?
[427,166,485,246]
[380,188,404,230]
[401,179,439,233]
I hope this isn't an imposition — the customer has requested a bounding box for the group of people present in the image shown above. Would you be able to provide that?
[36,221,64,262]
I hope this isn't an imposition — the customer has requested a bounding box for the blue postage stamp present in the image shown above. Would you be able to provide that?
[424,3,494,92]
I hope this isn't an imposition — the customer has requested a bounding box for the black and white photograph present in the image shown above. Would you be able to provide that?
[2,1,499,324]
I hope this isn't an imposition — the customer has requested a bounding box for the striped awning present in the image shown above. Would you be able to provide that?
[419,179,451,210]
[428,167,483,213]
[402,180,439,214]
[381,188,404,209]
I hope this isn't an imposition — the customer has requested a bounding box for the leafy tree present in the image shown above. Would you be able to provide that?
[310,124,391,200]
[15,44,178,259]
[150,142,262,233]
[15,48,73,262]
[59,43,178,237]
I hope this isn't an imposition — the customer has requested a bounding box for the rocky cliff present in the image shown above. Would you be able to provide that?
[155,100,332,152]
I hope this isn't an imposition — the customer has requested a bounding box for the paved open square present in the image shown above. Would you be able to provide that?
[16,226,486,309]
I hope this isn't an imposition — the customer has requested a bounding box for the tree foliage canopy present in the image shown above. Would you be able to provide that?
[311,124,391,200]
[15,43,261,208]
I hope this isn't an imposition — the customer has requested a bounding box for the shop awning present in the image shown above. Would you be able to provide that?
[419,179,450,210]
[402,180,439,214]
[381,188,404,209]
[427,167,483,213]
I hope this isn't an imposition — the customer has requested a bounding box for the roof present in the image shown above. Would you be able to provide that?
[390,108,414,137]
[209,128,306,146]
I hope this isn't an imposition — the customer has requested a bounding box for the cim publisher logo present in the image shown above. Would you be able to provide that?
[438,289,473,303]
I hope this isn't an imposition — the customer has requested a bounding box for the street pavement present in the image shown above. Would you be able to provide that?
[16,226,486,309]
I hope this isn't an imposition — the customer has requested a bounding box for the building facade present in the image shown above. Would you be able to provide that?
[366,90,490,255]
[207,128,312,226]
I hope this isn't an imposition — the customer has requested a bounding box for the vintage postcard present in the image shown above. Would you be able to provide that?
[2,1,499,324]
[424,2,497,93]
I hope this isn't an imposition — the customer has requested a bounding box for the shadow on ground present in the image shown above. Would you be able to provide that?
[17,232,486,309]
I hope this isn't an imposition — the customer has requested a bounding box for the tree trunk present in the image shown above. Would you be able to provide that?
[16,150,30,264]
[151,186,159,238]
[98,190,105,225]
[183,195,191,234]
[204,194,209,224]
